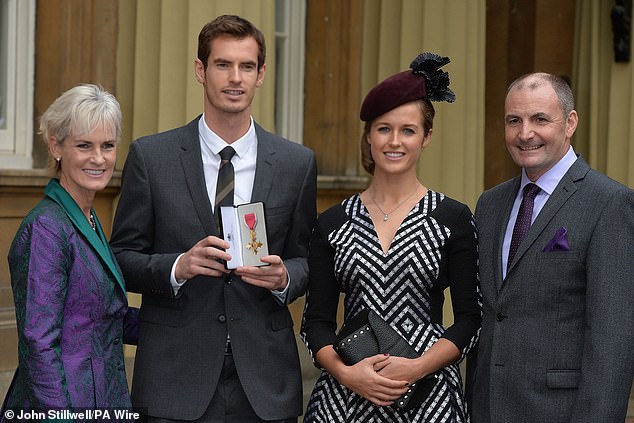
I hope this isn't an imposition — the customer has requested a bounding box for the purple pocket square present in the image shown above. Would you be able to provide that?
[543,227,570,252]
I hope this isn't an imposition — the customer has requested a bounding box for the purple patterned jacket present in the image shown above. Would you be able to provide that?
[2,179,136,418]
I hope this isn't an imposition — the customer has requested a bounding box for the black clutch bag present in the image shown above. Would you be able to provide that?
[333,308,438,410]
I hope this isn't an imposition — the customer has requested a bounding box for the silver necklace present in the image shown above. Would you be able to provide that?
[370,189,419,221]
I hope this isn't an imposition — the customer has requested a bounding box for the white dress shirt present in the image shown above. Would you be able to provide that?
[169,116,289,301]
[199,115,257,211]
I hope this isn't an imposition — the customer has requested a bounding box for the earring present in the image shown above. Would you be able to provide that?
[55,157,60,162]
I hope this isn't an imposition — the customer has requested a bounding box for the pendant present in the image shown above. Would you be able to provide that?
[383,214,389,221]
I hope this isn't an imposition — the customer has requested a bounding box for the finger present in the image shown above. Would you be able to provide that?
[189,264,228,278]
[368,353,390,366]
[197,235,230,249]
[258,255,284,266]
[240,275,276,290]
[375,389,404,401]
[368,388,408,405]
[368,386,406,404]
[373,361,388,372]
[195,262,229,277]
[192,252,222,267]
[373,373,410,389]
[235,266,280,279]
[235,265,261,274]
[201,247,231,262]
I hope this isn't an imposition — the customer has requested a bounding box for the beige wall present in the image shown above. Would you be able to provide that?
[360,0,486,210]
[574,0,634,188]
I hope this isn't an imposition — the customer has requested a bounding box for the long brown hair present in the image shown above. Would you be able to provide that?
[360,99,435,175]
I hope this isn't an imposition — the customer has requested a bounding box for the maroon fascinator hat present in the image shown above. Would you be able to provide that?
[359,52,456,122]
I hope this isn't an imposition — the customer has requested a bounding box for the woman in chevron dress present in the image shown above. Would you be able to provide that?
[300,53,481,422]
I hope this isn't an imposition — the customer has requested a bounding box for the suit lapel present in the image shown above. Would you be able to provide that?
[178,118,218,235]
[91,213,126,294]
[495,179,521,292]
[506,157,589,275]
[250,124,276,204]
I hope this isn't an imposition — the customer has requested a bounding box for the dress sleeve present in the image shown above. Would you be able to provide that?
[9,215,73,410]
[438,202,482,359]
[300,205,347,363]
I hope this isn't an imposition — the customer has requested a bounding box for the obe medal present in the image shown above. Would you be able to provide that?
[244,212,263,254]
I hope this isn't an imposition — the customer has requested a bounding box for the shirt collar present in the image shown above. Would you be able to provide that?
[198,115,256,159]
[520,146,577,195]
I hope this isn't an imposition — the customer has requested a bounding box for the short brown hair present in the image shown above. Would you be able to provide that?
[197,15,266,70]
[360,99,435,174]
[507,72,574,117]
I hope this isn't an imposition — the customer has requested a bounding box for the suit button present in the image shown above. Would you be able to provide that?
[113,337,120,344]
[218,314,226,323]
[224,275,232,285]
[496,312,507,321]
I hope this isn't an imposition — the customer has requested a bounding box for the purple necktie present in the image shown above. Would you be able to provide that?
[508,183,541,269]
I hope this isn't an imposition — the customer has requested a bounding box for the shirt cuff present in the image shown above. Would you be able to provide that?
[170,253,187,295]
[271,272,290,304]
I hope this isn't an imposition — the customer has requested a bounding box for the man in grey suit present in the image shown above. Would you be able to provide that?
[110,15,317,422]
[469,72,634,422]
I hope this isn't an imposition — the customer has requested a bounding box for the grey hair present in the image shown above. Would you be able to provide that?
[40,84,122,147]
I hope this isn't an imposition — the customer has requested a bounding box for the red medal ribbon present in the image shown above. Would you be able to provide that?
[244,212,257,230]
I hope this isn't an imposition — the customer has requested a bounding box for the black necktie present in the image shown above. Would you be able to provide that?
[214,146,236,228]
[508,183,541,269]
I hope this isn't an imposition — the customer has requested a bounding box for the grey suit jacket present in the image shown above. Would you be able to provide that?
[469,157,634,423]
[110,117,317,420]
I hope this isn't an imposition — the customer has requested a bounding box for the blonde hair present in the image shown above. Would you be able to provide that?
[40,84,121,169]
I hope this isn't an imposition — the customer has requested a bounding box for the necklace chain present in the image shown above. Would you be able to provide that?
[89,213,96,230]
[370,188,419,221]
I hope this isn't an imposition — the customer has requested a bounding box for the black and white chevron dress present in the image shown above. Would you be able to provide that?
[301,191,481,423]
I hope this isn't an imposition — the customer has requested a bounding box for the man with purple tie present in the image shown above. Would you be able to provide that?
[468,72,634,423]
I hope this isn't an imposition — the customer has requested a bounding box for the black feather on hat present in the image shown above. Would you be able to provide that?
[410,52,456,103]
